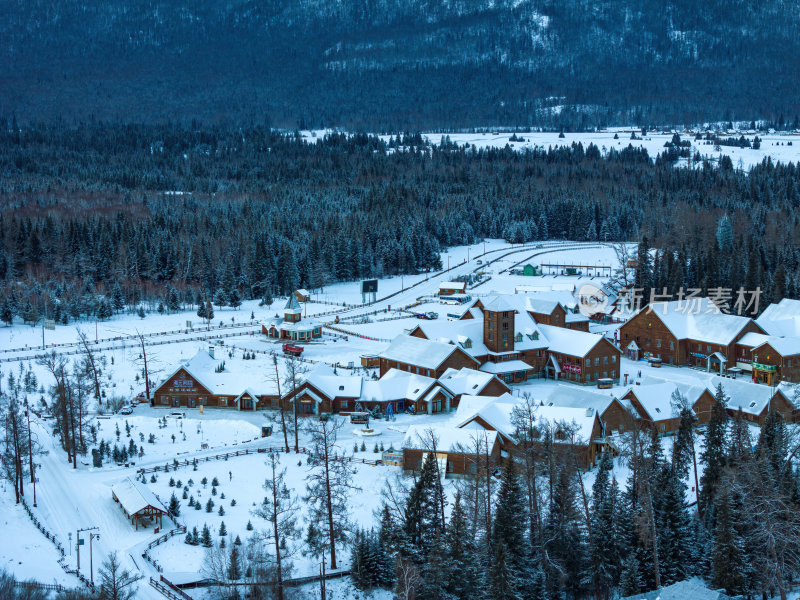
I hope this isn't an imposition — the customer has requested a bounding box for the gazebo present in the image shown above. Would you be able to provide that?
[111,477,167,530]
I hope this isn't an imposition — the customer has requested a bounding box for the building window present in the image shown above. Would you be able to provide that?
[670,341,675,350]
[603,356,608,365]
[707,345,712,352]
[488,321,493,330]
[612,355,617,362]
[515,333,522,342]
[432,398,442,412]
[645,338,650,345]
[788,359,792,368]
[656,339,661,348]
[595,357,600,366]
[502,321,509,330]
[503,312,509,318]
[488,333,494,341]
[603,371,608,378]
[611,370,616,378]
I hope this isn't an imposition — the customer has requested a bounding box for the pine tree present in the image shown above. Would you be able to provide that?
[711,486,747,596]
[587,451,624,600]
[544,467,587,599]
[490,458,530,599]
[402,452,445,561]
[699,384,729,523]
[168,492,181,517]
[654,465,691,585]
[620,555,642,597]
[200,524,212,547]
[227,544,242,580]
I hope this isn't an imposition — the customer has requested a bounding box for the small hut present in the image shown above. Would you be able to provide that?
[111,477,167,530]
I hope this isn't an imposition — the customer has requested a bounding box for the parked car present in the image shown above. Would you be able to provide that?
[119,405,134,415]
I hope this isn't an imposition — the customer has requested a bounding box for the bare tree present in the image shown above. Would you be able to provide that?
[0,382,29,503]
[252,452,300,600]
[511,393,545,545]
[610,241,635,288]
[268,353,290,452]
[97,552,139,600]
[304,416,359,569]
[394,556,421,600]
[131,329,160,405]
[77,329,106,404]
[282,354,308,453]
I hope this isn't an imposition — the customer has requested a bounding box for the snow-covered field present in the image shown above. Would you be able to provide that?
[301,128,800,171]
[0,238,742,597]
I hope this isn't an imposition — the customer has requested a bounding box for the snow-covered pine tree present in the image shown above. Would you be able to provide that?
[699,384,729,523]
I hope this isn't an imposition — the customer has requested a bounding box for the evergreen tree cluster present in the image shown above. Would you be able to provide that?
[2,125,800,322]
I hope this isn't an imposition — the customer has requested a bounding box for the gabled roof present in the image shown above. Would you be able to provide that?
[479,359,536,375]
[706,375,782,416]
[360,368,452,403]
[756,299,800,336]
[737,331,771,348]
[480,295,520,313]
[438,367,509,397]
[402,425,497,453]
[525,297,562,315]
[636,298,759,345]
[284,294,302,313]
[439,281,466,291]
[625,382,706,421]
[112,477,166,516]
[542,385,616,414]
[538,324,614,358]
[156,349,280,398]
[379,335,478,369]
[751,337,800,357]
[302,364,363,399]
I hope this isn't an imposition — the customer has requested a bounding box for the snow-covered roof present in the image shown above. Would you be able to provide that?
[737,331,771,348]
[565,313,589,323]
[156,349,279,398]
[303,364,363,399]
[438,367,506,396]
[756,299,800,336]
[538,324,612,358]
[641,298,758,345]
[296,288,310,297]
[402,425,498,453]
[379,334,478,369]
[452,392,514,424]
[706,375,776,416]
[284,294,302,313]
[542,385,616,415]
[626,382,705,421]
[622,577,734,600]
[360,368,451,403]
[525,297,562,315]
[112,477,166,516]
[478,359,536,374]
[439,281,466,291]
[480,295,520,313]
[751,336,800,357]
[529,405,599,444]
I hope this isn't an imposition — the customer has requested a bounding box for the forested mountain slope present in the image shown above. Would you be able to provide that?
[1,125,799,323]
[2,0,799,128]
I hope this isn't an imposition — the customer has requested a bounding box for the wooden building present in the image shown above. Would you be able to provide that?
[622,382,715,434]
[619,298,764,369]
[262,295,323,341]
[735,332,800,385]
[111,477,167,531]
[708,375,797,426]
[378,334,479,378]
[538,324,622,385]
[360,369,455,414]
[152,350,277,410]
[439,281,467,296]
[438,367,511,405]
[401,425,501,477]
[280,365,363,415]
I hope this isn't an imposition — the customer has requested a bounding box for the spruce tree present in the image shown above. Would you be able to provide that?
[711,487,747,596]
[699,384,729,523]
[490,458,530,599]
[227,544,241,580]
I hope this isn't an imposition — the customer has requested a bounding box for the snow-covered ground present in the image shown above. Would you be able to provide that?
[300,128,800,171]
[0,238,743,596]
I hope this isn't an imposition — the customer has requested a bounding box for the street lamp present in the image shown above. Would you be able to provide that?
[89,532,100,585]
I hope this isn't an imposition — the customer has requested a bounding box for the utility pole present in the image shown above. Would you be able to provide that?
[76,526,98,573]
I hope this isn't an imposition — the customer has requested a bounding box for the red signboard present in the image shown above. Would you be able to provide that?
[562,363,582,374]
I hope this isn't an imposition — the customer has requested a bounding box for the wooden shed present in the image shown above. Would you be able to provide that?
[111,477,167,530]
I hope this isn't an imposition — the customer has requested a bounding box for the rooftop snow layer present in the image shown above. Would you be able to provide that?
[379,334,476,369]
[642,298,758,345]
[402,425,498,452]
[112,477,167,516]
[756,298,800,336]
[537,324,610,357]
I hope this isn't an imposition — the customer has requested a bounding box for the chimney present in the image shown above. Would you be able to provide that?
[585,407,593,418]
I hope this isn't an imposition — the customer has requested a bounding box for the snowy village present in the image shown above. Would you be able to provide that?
[2,232,800,600]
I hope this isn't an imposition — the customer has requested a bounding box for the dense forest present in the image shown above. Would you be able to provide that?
[2,0,800,129]
[353,391,800,600]
[1,123,799,323]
